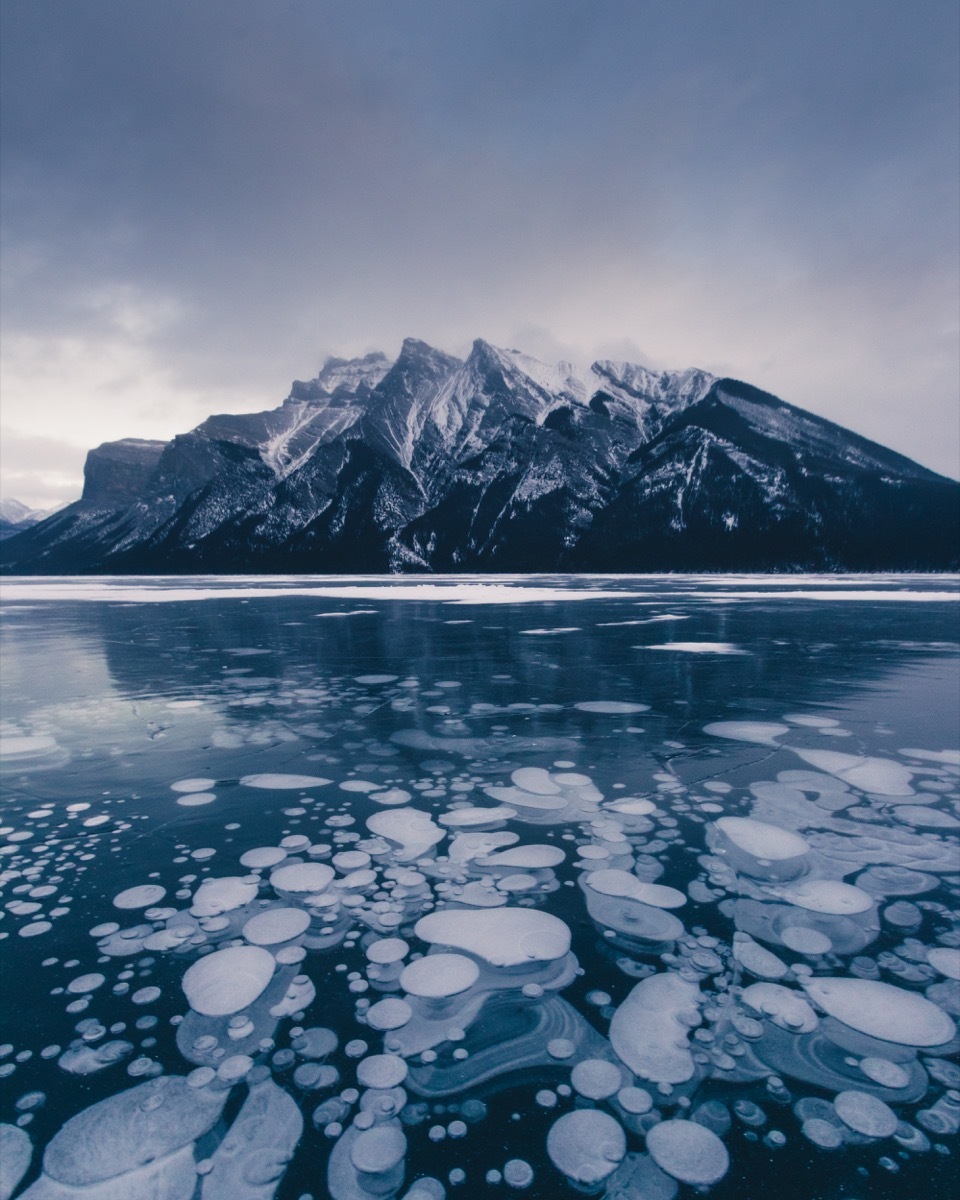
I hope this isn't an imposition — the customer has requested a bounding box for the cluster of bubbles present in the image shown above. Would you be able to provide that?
[1,689,958,1200]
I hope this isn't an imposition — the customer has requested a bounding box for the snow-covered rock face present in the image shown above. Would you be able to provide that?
[4,336,959,574]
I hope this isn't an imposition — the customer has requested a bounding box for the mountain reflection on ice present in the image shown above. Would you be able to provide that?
[0,575,958,1200]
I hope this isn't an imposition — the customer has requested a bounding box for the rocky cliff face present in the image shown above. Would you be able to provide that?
[3,340,957,573]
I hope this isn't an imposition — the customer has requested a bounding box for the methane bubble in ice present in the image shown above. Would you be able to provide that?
[570,1058,622,1100]
[610,973,701,1083]
[645,1119,730,1186]
[775,880,874,915]
[356,1054,408,1089]
[40,1075,226,1187]
[704,721,790,745]
[191,876,258,916]
[574,701,649,714]
[113,885,166,910]
[928,948,960,980]
[800,977,955,1046]
[789,749,915,796]
[400,953,481,998]
[584,869,686,909]
[546,1110,625,1185]
[269,862,335,895]
[181,945,275,1016]
[171,778,217,792]
[243,907,311,946]
[239,846,287,870]
[0,1123,32,1199]
[715,817,809,861]
[834,1090,899,1138]
[240,773,332,789]
[414,908,571,966]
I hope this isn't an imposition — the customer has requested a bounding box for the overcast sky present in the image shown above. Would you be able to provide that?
[2,0,958,508]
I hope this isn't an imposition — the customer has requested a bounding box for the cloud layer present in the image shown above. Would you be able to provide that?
[2,0,958,507]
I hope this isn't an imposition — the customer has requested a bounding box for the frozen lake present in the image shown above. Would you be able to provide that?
[0,574,958,1199]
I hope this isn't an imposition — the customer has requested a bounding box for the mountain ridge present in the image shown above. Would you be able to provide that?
[2,338,957,573]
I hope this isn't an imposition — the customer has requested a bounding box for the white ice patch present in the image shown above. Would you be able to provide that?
[113,885,166,910]
[574,701,649,714]
[646,1119,730,1186]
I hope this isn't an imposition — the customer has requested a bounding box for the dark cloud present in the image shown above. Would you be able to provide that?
[1,0,957,506]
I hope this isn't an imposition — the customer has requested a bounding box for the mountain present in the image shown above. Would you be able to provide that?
[0,498,65,541]
[2,338,957,573]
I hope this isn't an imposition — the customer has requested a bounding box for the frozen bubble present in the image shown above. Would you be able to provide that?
[893,806,960,829]
[369,788,413,806]
[570,1058,622,1100]
[790,749,915,796]
[356,675,399,685]
[400,953,480,999]
[610,973,701,1084]
[741,983,818,1033]
[270,862,335,895]
[859,1058,912,1089]
[366,938,410,965]
[584,869,686,909]
[776,880,874,915]
[800,977,955,1046]
[503,1158,535,1188]
[58,1040,133,1076]
[191,876,258,916]
[646,1119,730,1186]
[575,701,649,714]
[176,792,217,807]
[40,1074,226,1187]
[356,1054,408,1089]
[243,907,311,946]
[704,721,790,746]
[240,773,332,789]
[546,1109,625,1185]
[350,1124,407,1174]
[780,927,833,955]
[181,945,275,1017]
[239,846,287,869]
[19,922,52,938]
[0,1122,32,1198]
[367,808,445,860]
[642,642,747,653]
[802,1117,843,1149]
[511,767,562,794]
[67,973,106,995]
[617,1086,653,1114]
[715,817,809,861]
[733,934,789,980]
[171,778,217,792]
[414,908,571,967]
[834,1090,898,1138]
[131,987,161,1005]
[439,806,518,827]
[113,885,166,910]
[366,998,413,1031]
[857,865,939,897]
[929,948,960,981]
[476,844,565,869]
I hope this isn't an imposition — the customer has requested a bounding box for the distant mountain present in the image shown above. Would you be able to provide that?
[0,498,64,541]
[2,338,957,573]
